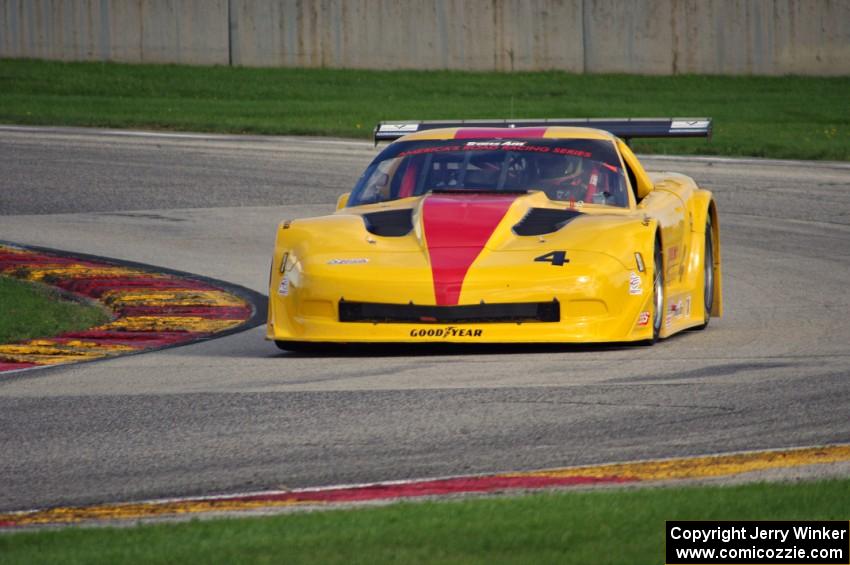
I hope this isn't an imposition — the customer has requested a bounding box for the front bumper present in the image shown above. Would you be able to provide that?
[267,250,655,344]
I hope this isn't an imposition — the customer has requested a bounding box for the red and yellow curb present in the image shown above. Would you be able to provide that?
[0,243,261,373]
[1,444,847,528]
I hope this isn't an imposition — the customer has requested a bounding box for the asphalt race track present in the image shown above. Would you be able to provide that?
[1,126,848,513]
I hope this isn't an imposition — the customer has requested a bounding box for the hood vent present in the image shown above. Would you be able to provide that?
[513,208,583,236]
[362,209,414,237]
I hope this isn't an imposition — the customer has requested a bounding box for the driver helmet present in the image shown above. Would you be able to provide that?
[537,154,583,180]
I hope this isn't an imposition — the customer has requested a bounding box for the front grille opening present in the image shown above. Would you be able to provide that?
[338,299,560,324]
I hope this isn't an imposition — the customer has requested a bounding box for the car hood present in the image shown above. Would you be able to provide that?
[332,191,639,251]
[276,191,652,307]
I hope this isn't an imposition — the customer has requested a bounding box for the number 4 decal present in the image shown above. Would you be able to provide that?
[534,251,569,266]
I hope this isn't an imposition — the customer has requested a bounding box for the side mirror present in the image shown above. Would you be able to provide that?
[336,192,350,210]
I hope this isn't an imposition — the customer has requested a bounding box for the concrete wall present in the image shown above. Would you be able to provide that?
[2,0,848,75]
[0,0,229,65]
[228,0,584,71]
[670,0,850,75]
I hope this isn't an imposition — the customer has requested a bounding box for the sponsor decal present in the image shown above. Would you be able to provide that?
[629,271,643,295]
[465,140,528,148]
[464,143,551,153]
[637,311,651,326]
[399,141,593,158]
[398,142,562,157]
[277,276,289,296]
[670,119,711,131]
[379,123,418,133]
[665,296,691,326]
[666,300,679,327]
[327,258,369,265]
[552,147,592,158]
[398,145,462,157]
[497,144,550,153]
[409,326,484,338]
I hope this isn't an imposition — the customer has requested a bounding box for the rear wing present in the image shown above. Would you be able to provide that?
[373,118,712,144]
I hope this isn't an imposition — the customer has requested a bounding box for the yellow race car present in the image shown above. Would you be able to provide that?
[268,119,721,348]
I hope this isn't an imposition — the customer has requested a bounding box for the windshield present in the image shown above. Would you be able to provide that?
[349,138,630,207]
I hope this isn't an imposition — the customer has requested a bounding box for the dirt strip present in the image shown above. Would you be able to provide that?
[0,243,264,374]
[1,444,847,529]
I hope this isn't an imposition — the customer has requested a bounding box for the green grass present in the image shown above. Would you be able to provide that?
[1,479,847,564]
[0,276,109,344]
[1,59,848,160]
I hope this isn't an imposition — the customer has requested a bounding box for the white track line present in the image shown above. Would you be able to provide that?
[8,442,848,515]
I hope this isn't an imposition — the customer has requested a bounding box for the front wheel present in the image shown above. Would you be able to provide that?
[695,217,714,330]
[641,237,665,346]
[651,237,665,342]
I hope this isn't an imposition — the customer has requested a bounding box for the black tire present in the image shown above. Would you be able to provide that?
[695,217,714,330]
[651,237,665,343]
[641,237,665,346]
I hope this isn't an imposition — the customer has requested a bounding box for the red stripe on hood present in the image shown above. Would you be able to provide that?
[423,194,517,306]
